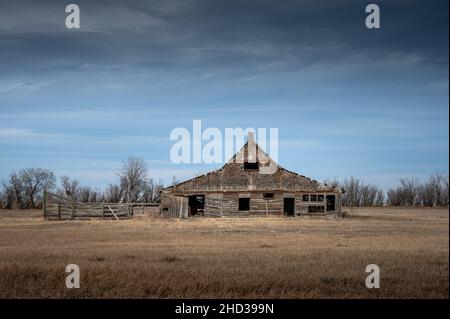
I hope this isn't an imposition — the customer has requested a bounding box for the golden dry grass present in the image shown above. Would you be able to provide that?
[0,207,448,298]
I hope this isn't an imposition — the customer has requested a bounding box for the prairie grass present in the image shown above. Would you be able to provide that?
[0,207,447,298]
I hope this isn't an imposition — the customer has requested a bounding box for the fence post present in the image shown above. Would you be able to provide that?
[58,201,61,220]
[102,204,105,219]
[71,201,75,219]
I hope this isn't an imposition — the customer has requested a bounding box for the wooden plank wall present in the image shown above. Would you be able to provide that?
[160,191,341,218]
[167,195,189,218]
[43,191,132,220]
[205,193,224,216]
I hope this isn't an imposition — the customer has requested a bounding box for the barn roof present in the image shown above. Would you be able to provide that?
[163,134,340,193]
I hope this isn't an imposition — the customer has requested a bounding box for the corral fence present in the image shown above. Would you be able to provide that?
[43,191,137,220]
[130,202,160,214]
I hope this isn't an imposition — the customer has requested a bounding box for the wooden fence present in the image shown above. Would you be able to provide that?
[43,191,133,220]
[130,202,160,214]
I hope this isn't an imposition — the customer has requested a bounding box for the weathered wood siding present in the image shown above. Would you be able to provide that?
[161,191,341,217]
[43,191,132,220]
[166,195,189,218]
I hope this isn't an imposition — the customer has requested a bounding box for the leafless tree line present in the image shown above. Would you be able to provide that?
[325,177,385,207]
[386,174,449,207]
[326,173,449,208]
[0,157,165,209]
[0,168,56,209]
[1,159,447,209]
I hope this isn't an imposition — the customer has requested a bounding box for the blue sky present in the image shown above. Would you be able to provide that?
[0,0,448,189]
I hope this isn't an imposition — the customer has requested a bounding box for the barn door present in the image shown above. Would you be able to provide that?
[284,198,295,216]
[179,196,189,218]
[188,195,205,216]
[168,196,189,218]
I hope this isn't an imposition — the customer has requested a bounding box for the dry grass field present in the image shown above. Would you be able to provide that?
[0,207,448,299]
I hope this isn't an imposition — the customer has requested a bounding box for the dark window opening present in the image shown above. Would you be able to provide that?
[284,198,295,216]
[308,206,325,213]
[263,193,274,199]
[326,195,336,211]
[302,194,309,202]
[188,195,204,216]
[238,198,250,211]
[318,194,324,202]
[310,195,317,202]
[244,162,259,170]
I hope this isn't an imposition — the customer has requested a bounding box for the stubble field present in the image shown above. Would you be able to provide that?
[0,207,448,298]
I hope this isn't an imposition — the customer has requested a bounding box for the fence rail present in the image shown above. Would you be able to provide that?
[43,191,134,220]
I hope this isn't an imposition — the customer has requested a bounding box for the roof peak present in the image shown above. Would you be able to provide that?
[247,131,255,143]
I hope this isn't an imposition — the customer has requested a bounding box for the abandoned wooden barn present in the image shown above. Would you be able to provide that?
[160,133,342,218]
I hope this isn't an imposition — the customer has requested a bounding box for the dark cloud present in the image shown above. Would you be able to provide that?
[0,0,447,188]
[0,0,447,79]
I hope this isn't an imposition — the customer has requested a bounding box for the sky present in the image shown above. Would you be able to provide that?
[0,0,448,190]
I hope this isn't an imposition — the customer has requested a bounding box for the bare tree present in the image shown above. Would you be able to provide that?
[341,176,362,208]
[60,175,80,200]
[418,183,434,207]
[104,183,122,203]
[387,175,448,207]
[324,177,383,208]
[374,189,385,206]
[20,168,56,208]
[428,172,444,206]
[141,178,164,203]
[74,185,103,203]
[0,168,55,208]
[386,188,399,206]
[398,177,420,206]
[78,186,92,202]
[0,183,15,209]
[1,182,12,209]
[118,157,148,203]
[360,184,378,207]
[90,188,103,202]
[6,171,25,208]
[326,173,450,208]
